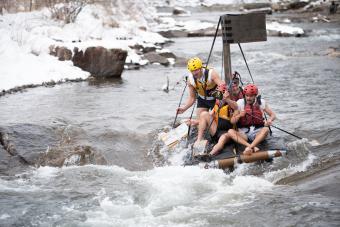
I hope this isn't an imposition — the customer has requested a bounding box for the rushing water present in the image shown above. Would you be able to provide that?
[1,13,340,227]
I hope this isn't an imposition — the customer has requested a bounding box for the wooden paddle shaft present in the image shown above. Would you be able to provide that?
[217,150,286,169]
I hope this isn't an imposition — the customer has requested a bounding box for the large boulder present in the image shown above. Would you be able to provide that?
[50,45,127,78]
[0,125,108,175]
[72,46,127,78]
[0,124,60,165]
[38,145,108,167]
[0,146,27,175]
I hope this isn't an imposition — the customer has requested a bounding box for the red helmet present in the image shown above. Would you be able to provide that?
[243,84,258,96]
[217,83,227,93]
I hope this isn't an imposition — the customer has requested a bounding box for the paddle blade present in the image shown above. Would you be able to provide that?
[192,140,209,157]
[159,123,188,148]
[309,139,321,147]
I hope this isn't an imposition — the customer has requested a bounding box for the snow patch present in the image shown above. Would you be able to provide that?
[267,22,305,36]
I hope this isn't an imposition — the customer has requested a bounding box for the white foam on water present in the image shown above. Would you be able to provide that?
[0,214,10,220]
[84,165,274,226]
[264,153,317,183]
[165,145,191,166]
[0,178,41,193]
[30,166,60,179]
[0,166,63,194]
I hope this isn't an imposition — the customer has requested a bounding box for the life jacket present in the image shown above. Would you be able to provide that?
[188,68,217,100]
[213,100,231,124]
[238,98,264,128]
[228,87,244,117]
[230,87,244,101]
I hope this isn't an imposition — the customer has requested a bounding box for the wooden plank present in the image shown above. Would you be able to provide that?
[223,44,232,84]
[159,123,188,148]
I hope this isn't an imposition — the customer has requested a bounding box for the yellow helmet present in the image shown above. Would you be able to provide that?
[187,57,203,71]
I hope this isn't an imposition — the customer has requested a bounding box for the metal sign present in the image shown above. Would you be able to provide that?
[221,12,267,44]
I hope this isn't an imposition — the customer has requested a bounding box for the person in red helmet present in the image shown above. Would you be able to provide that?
[193,83,237,153]
[228,84,276,155]
[229,71,244,102]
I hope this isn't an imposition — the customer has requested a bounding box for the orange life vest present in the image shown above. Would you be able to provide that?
[213,100,231,124]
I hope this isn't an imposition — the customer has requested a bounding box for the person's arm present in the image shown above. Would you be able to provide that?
[230,109,240,124]
[230,100,246,124]
[177,84,196,114]
[223,91,237,110]
[210,69,224,86]
[263,102,276,126]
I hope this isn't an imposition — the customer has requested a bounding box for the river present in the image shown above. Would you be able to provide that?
[0,12,339,227]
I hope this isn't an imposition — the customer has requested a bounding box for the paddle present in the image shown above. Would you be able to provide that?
[185,102,196,147]
[244,112,320,146]
[173,77,188,128]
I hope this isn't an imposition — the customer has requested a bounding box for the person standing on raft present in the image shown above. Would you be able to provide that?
[176,57,225,123]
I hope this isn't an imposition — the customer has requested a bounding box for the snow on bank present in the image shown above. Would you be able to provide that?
[0,3,168,92]
[154,13,305,38]
[0,10,90,91]
[267,22,305,36]
[0,46,89,91]
[148,0,246,7]
[153,16,215,32]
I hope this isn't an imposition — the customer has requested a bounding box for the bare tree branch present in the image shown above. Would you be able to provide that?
[47,0,92,24]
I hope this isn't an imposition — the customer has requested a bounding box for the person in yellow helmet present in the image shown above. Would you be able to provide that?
[176,57,225,121]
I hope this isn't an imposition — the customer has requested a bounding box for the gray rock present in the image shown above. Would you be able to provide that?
[0,124,59,165]
[158,52,177,59]
[0,147,27,175]
[38,145,107,167]
[173,7,188,15]
[0,125,108,175]
[288,1,309,10]
[158,30,189,38]
[130,44,157,54]
[174,57,187,67]
[72,46,127,78]
[50,45,127,78]
[243,3,272,10]
[143,52,170,66]
[50,46,73,61]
